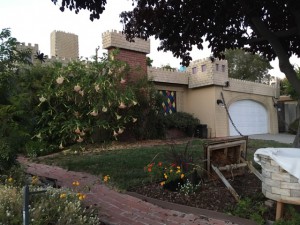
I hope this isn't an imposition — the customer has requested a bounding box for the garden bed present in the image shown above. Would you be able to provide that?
[130,171,277,222]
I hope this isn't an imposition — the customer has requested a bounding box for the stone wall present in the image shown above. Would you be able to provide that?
[259,155,300,204]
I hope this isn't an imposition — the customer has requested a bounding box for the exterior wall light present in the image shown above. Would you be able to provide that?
[216,99,224,107]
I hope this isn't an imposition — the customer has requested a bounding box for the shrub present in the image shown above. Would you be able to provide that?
[289,118,299,134]
[0,185,100,225]
[227,196,267,225]
[163,112,200,136]
[0,139,16,172]
[274,205,300,225]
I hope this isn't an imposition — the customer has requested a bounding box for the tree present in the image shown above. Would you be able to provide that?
[281,68,300,147]
[53,0,300,146]
[224,49,273,84]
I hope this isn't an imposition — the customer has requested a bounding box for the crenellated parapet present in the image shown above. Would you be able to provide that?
[187,57,228,88]
[147,67,188,85]
[227,78,278,97]
[102,30,150,54]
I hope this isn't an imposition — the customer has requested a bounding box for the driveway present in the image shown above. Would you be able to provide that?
[249,133,296,144]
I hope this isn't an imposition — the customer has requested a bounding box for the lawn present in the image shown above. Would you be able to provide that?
[36,138,292,191]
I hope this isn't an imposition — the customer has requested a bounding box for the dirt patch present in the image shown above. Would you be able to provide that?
[130,171,276,221]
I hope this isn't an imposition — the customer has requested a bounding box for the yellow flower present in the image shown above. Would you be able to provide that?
[77,193,86,200]
[72,181,80,186]
[164,173,168,179]
[60,193,66,199]
[103,175,110,182]
[7,177,13,183]
[160,181,165,186]
[181,174,185,179]
[31,176,39,185]
[177,166,181,170]
[169,169,173,173]
[176,170,181,174]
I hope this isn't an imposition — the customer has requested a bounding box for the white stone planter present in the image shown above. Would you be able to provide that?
[259,154,300,204]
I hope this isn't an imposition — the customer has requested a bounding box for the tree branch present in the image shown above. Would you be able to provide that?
[246,27,298,44]
[250,17,300,96]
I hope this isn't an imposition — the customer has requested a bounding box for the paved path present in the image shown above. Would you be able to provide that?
[17,156,255,225]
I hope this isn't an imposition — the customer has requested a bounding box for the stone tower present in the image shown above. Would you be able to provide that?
[50,31,79,59]
[102,30,150,81]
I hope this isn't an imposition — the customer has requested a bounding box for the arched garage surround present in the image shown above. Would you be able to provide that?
[228,100,269,136]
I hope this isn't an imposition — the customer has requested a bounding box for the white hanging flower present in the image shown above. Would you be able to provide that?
[39,96,46,103]
[74,84,81,92]
[132,100,138,106]
[78,90,84,96]
[113,131,118,136]
[56,76,64,84]
[102,106,108,112]
[120,78,126,84]
[118,102,126,109]
[132,118,137,123]
[118,128,124,134]
[94,84,100,92]
[36,133,42,139]
[59,142,64,150]
[116,114,122,120]
[90,110,98,116]
[77,136,84,143]
[80,131,86,136]
[74,127,81,134]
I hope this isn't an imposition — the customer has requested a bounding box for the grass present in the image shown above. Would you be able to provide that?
[37,138,292,190]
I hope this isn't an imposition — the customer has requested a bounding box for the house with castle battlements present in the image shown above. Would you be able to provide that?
[102,30,279,138]
[18,30,280,138]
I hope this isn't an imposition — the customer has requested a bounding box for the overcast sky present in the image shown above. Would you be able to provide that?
[0,0,298,78]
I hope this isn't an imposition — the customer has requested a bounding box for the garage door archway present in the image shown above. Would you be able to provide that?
[229,100,268,136]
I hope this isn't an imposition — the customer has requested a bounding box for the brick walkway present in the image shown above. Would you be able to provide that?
[18,156,252,225]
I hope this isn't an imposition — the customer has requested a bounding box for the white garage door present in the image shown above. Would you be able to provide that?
[229,100,268,136]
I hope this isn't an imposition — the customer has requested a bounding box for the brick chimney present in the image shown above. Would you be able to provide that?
[102,30,150,81]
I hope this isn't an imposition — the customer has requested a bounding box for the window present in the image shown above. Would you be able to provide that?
[159,90,176,114]
[192,67,197,74]
[201,64,206,72]
[222,65,226,72]
[215,64,219,71]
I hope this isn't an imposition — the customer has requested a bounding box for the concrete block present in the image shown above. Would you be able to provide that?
[272,187,290,196]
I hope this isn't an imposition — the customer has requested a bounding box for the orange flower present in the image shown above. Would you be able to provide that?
[147,167,152,172]
[158,162,162,167]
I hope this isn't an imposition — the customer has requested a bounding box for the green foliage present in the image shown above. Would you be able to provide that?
[0,185,100,225]
[274,205,300,225]
[289,118,299,135]
[228,196,267,225]
[128,78,165,140]
[0,139,16,172]
[32,51,146,149]
[280,67,300,99]
[163,112,200,136]
[224,49,273,84]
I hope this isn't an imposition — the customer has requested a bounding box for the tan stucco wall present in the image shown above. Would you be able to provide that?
[154,84,279,138]
[184,87,217,138]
